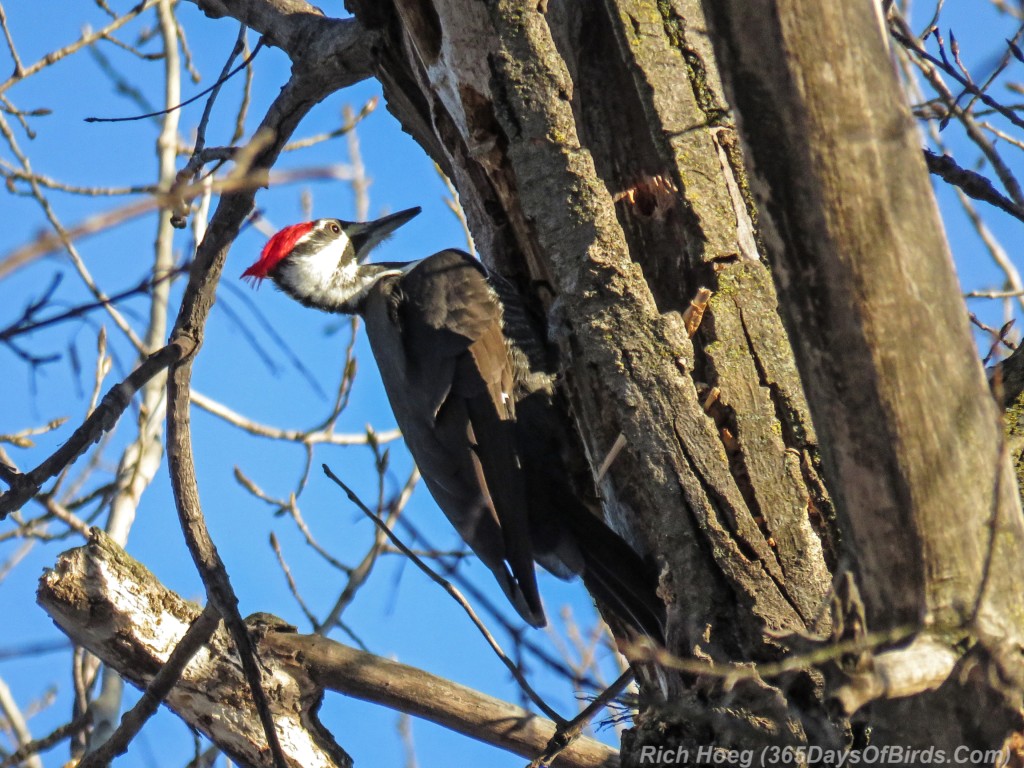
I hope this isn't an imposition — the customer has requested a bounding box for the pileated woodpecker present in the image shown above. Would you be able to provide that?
[243,207,663,639]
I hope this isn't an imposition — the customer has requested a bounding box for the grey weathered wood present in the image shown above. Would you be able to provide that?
[38,530,354,768]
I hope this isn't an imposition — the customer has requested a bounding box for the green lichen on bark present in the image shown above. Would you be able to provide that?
[656,0,728,125]
[1004,393,1024,498]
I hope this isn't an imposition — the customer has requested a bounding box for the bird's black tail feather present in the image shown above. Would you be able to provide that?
[562,504,665,643]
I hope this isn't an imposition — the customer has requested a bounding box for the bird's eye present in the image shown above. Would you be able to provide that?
[329,223,341,234]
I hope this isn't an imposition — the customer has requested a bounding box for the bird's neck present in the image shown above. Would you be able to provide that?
[278,260,403,314]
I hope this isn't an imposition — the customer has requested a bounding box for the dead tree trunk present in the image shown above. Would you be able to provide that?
[701,0,1024,752]
[342,0,1024,759]
[345,0,842,753]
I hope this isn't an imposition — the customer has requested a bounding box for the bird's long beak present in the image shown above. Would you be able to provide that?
[346,207,421,262]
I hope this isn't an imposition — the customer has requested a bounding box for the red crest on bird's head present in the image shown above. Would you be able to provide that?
[242,221,315,286]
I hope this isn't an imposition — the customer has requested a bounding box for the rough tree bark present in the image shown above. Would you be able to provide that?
[33,0,1024,764]
[344,0,842,753]
[337,0,1024,760]
[702,0,1024,752]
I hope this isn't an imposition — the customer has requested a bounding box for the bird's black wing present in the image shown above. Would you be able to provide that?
[362,250,544,626]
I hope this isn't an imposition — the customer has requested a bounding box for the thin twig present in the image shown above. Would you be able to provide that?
[0,0,160,94]
[322,463,565,724]
[0,111,146,351]
[0,166,154,195]
[955,190,1024,317]
[596,433,627,484]
[0,675,43,768]
[231,35,253,145]
[0,266,188,343]
[435,164,476,256]
[167,406,289,768]
[529,668,635,768]
[965,289,1024,299]
[0,340,192,517]
[193,391,399,447]
[97,29,163,61]
[0,1,25,77]
[269,532,319,628]
[891,27,1024,132]
[319,466,420,633]
[890,12,1024,208]
[344,103,369,221]
[284,97,376,152]
[923,150,1024,222]
[394,515,606,691]
[173,11,202,83]
[0,162,358,279]
[0,711,91,768]
[84,39,262,124]
[171,23,248,229]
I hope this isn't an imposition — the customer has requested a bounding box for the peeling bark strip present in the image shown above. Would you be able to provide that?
[38,531,619,768]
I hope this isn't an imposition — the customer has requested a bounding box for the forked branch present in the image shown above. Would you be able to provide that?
[38,530,621,768]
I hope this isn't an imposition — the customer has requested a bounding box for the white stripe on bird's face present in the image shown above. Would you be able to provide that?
[272,220,405,314]
[276,221,355,299]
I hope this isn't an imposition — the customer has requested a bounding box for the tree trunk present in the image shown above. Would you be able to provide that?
[346,0,843,753]
[701,0,1024,751]
[343,0,1024,760]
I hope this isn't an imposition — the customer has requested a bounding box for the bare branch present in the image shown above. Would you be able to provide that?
[530,669,634,768]
[0,163,361,280]
[0,676,43,768]
[0,340,193,518]
[37,531,620,768]
[832,635,959,715]
[162,15,376,762]
[0,2,25,78]
[191,389,400,446]
[318,465,419,633]
[184,0,375,77]
[891,25,1024,133]
[322,464,565,724]
[0,0,160,94]
[0,711,90,768]
[923,149,1024,222]
[38,530,353,768]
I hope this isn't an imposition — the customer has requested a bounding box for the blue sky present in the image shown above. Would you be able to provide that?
[1,1,1022,767]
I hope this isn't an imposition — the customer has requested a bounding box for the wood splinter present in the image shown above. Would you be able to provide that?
[702,386,721,412]
[596,433,627,483]
[682,288,713,336]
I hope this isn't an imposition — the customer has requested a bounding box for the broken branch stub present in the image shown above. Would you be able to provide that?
[36,529,352,768]
[36,529,621,768]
